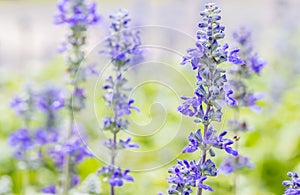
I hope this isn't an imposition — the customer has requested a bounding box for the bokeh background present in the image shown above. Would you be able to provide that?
[1,0,300,194]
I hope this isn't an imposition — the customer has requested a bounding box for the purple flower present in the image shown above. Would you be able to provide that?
[35,129,58,145]
[48,134,92,169]
[72,175,80,187]
[233,27,251,47]
[9,87,36,121]
[103,9,143,66]
[167,159,213,194]
[37,88,65,112]
[178,93,202,117]
[9,128,33,158]
[42,184,57,194]
[205,128,238,156]
[115,99,140,117]
[224,87,238,107]
[54,0,100,27]
[98,166,134,187]
[10,96,27,116]
[248,53,267,74]
[220,155,254,174]
[212,130,238,156]
[181,41,204,70]
[283,172,300,195]
[98,9,142,192]
[167,4,242,193]
[228,49,244,65]
[110,168,134,187]
[182,130,202,153]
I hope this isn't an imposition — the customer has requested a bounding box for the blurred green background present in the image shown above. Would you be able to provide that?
[0,0,300,194]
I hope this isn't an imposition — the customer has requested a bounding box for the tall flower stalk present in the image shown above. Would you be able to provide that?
[97,9,142,195]
[54,0,100,194]
[166,3,244,195]
[219,27,266,194]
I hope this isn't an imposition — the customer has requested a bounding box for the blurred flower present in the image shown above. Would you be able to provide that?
[8,128,33,159]
[54,0,100,27]
[37,88,65,112]
[42,184,57,194]
[9,86,36,123]
[220,155,254,174]
[101,9,143,66]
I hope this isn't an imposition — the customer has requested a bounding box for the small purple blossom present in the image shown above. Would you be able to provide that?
[35,129,58,145]
[224,87,238,107]
[228,48,244,65]
[42,184,57,194]
[98,166,134,187]
[48,134,92,169]
[220,155,254,174]
[249,53,267,74]
[8,128,33,158]
[178,93,202,117]
[181,41,204,70]
[54,0,100,27]
[37,88,65,112]
[167,159,213,194]
[103,9,143,66]
[9,87,36,122]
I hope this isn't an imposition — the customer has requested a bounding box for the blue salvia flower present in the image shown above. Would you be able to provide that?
[54,0,100,193]
[232,27,266,75]
[220,27,267,176]
[9,128,33,159]
[282,172,300,195]
[42,184,57,194]
[101,9,143,66]
[55,0,99,27]
[55,0,100,111]
[8,86,65,168]
[229,27,267,110]
[219,156,253,174]
[9,86,36,126]
[97,9,142,195]
[166,3,241,194]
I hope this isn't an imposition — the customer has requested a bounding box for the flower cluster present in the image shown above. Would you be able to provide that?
[102,9,143,66]
[97,9,142,193]
[53,0,100,193]
[220,156,253,174]
[10,86,36,125]
[167,159,215,194]
[55,0,99,27]
[229,27,267,110]
[55,0,100,111]
[219,27,267,176]
[98,166,134,187]
[282,172,300,195]
[167,3,241,194]
[9,86,64,161]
